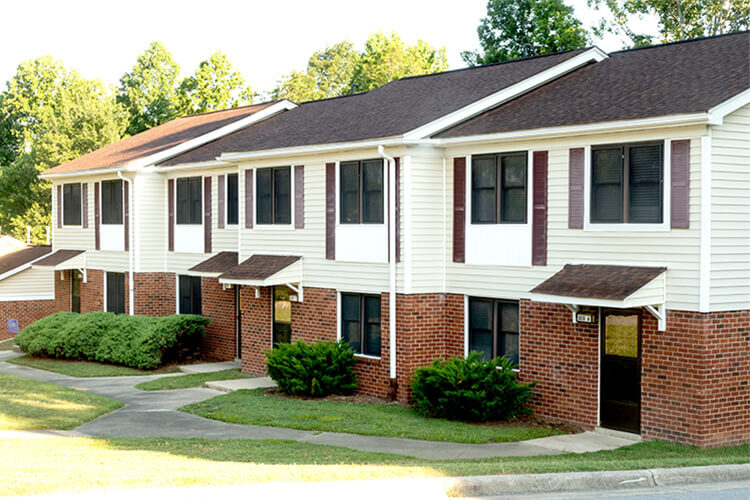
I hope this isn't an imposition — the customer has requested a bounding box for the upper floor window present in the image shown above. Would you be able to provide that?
[468,298,519,365]
[341,293,381,357]
[227,173,239,225]
[101,180,123,225]
[591,142,663,224]
[62,183,82,226]
[471,152,527,224]
[340,159,383,224]
[257,166,291,224]
[176,177,202,225]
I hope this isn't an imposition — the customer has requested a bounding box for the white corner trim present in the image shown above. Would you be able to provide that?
[463,295,469,358]
[699,133,712,312]
[707,87,750,125]
[403,48,608,141]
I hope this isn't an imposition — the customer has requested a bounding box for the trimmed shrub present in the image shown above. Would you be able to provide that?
[15,312,208,369]
[265,339,358,397]
[410,352,536,422]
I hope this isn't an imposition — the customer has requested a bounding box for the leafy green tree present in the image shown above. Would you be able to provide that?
[589,0,750,46]
[176,51,252,115]
[0,57,125,242]
[462,0,589,65]
[117,41,180,135]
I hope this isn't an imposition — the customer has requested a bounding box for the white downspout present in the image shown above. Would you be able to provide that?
[378,145,397,384]
[117,171,135,316]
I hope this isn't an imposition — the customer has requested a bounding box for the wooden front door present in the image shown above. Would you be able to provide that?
[600,310,641,433]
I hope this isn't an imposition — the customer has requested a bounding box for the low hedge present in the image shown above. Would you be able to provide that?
[15,312,208,369]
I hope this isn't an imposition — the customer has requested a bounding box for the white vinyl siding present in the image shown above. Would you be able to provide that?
[0,267,54,300]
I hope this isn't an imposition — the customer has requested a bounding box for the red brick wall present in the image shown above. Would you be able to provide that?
[0,299,58,339]
[80,270,103,313]
[134,273,176,316]
[239,286,272,375]
[201,278,236,361]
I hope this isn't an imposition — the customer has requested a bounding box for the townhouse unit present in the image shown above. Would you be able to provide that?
[1,32,748,448]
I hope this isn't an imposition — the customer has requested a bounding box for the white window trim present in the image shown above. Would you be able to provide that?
[100,179,125,227]
[225,172,239,227]
[463,295,521,372]
[251,166,295,230]
[335,158,387,228]
[336,290,383,360]
[174,175,205,227]
[583,140,672,232]
[61,182,83,228]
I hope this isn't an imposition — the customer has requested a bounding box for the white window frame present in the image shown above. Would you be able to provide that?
[463,294,521,372]
[173,175,204,254]
[252,166,295,230]
[61,182,83,228]
[225,172,239,227]
[336,290,382,360]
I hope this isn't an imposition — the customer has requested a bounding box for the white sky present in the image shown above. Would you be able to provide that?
[0,0,658,96]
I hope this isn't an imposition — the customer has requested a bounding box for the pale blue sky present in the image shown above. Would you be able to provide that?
[0,0,657,96]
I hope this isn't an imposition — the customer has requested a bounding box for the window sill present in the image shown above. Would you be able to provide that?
[353,354,381,362]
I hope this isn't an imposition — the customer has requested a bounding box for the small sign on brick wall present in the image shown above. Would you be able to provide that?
[575,312,597,324]
[7,319,19,334]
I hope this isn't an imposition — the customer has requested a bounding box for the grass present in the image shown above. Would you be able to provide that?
[0,373,123,430]
[181,388,561,443]
[0,338,16,351]
[0,437,746,496]
[7,355,180,377]
[135,369,251,391]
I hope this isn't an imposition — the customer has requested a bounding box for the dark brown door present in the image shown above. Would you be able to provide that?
[71,271,81,313]
[600,310,641,433]
[272,286,291,347]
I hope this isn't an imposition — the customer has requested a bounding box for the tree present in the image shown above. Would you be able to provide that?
[0,57,125,243]
[589,0,750,47]
[117,41,180,136]
[462,0,590,66]
[176,51,252,115]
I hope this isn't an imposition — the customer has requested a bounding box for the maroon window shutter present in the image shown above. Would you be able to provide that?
[57,185,62,228]
[123,181,129,251]
[395,157,401,263]
[532,151,548,266]
[325,162,335,260]
[245,170,253,228]
[168,179,174,252]
[218,174,225,229]
[94,182,100,250]
[568,148,585,229]
[294,165,304,229]
[204,176,212,253]
[671,140,690,229]
[82,183,88,229]
[453,157,466,263]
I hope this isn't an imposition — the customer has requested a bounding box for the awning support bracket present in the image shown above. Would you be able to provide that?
[564,304,579,323]
[285,283,303,303]
[645,304,667,331]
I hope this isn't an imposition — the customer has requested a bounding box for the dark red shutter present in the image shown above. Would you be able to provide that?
[326,162,335,260]
[245,170,253,228]
[395,157,401,263]
[168,179,174,252]
[204,176,212,253]
[453,157,466,263]
[57,185,62,228]
[532,151,548,266]
[123,181,129,251]
[82,183,88,229]
[218,174,225,229]
[671,140,690,229]
[568,148,585,229]
[294,165,304,229]
[94,182,100,250]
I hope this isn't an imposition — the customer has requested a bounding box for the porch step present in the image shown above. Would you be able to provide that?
[204,376,277,393]
[179,361,241,374]
[594,426,642,442]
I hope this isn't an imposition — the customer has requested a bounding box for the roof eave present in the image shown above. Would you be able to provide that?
[217,136,405,163]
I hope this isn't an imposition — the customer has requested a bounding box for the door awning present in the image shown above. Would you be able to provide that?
[31,249,86,271]
[187,251,239,278]
[529,264,667,330]
[218,254,303,300]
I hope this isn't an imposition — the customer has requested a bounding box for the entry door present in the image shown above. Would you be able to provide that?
[600,310,641,433]
[71,271,81,313]
[272,286,292,347]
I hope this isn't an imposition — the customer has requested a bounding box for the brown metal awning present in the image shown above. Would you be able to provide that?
[32,249,85,270]
[218,254,303,300]
[187,251,239,277]
[0,245,52,280]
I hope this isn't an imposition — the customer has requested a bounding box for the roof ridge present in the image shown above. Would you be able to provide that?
[609,29,750,56]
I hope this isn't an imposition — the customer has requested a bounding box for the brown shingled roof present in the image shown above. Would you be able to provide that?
[530,264,667,301]
[0,245,52,277]
[188,251,238,274]
[33,249,85,267]
[219,255,301,281]
[43,102,276,175]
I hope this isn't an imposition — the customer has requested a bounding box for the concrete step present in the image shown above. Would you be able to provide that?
[179,361,241,374]
[204,377,277,392]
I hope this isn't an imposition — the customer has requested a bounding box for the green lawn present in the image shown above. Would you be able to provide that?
[0,338,16,351]
[0,373,123,430]
[0,437,746,496]
[7,355,180,377]
[181,388,562,443]
[135,369,251,391]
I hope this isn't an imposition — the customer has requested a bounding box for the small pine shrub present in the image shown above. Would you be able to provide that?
[265,339,358,397]
[410,352,536,422]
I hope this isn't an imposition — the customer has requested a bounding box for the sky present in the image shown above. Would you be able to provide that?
[0,0,658,97]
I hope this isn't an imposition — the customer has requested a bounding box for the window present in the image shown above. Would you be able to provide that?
[178,275,201,315]
[176,177,202,224]
[340,159,383,224]
[101,180,123,225]
[227,173,239,225]
[106,272,125,315]
[468,298,519,365]
[591,142,663,224]
[256,167,291,224]
[341,293,381,356]
[471,152,527,224]
[62,183,82,226]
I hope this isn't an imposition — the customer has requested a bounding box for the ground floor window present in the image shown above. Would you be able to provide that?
[341,293,381,356]
[178,275,202,315]
[106,272,125,315]
[468,298,519,365]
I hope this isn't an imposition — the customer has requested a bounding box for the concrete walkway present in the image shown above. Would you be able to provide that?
[0,354,640,459]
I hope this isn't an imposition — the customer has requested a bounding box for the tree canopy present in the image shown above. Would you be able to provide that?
[462,0,590,65]
[176,51,253,115]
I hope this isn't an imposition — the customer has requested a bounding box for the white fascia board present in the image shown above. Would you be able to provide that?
[527,293,660,309]
[182,270,222,278]
[156,160,232,173]
[0,252,54,281]
[41,165,126,180]
[403,47,609,141]
[0,293,55,302]
[218,137,404,162]
[707,87,750,125]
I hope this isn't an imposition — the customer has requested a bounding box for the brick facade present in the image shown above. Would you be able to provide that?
[80,269,103,313]
[134,273,176,316]
[201,278,236,361]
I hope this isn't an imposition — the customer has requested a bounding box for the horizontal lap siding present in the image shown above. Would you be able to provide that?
[211,169,239,253]
[710,103,750,311]
[135,173,166,272]
[0,267,54,299]
[407,154,444,292]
